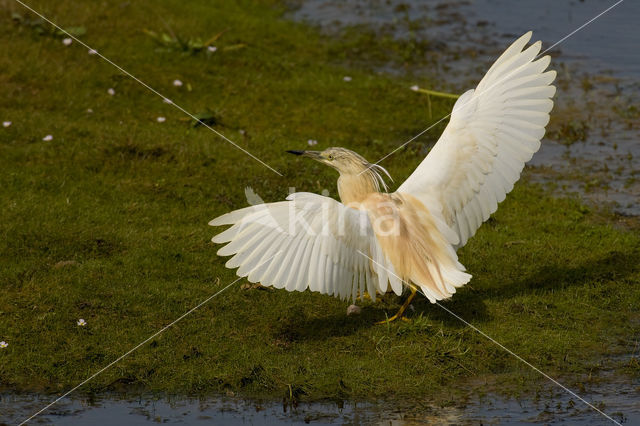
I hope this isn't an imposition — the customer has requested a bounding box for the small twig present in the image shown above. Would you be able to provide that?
[204,28,230,46]
[414,87,460,99]
[504,240,526,247]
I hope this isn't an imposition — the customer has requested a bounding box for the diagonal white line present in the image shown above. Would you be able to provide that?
[12,0,283,177]
[357,250,622,426]
[426,298,622,425]
[362,0,625,175]
[540,0,624,56]
[18,273,248,425]
[363,114,450,173]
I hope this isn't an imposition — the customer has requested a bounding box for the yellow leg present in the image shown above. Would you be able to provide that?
[376,286,417,324]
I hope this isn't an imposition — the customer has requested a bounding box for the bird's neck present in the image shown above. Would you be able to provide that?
[337,172,380,205]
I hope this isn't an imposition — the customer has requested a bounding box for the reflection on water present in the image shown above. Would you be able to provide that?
[2,378,638,425]
[289,0,640,215]
[2,394,448,425]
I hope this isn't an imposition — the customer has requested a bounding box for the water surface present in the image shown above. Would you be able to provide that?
[4,377,639,425]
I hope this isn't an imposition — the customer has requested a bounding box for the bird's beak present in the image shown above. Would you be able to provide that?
[286,150,323,160]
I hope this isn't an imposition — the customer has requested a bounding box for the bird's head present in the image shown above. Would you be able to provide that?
[287,147,370,175]
[287,146,392,191]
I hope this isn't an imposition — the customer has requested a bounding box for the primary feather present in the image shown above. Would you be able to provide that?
[398,31,556,247]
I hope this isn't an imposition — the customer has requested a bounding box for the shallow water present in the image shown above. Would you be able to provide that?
[3,378,639,425]
[291,0,640,77]
[289,0,640,215]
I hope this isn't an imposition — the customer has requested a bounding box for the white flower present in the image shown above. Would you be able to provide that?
[207,46,217,52]
[307,139,318,146]
[88,49,97,55]
[77,319,86,326]
[156,116,166,123]
[42,134,53,141]
[0,341,7,349]
[2,121,11,128]
[173,79,183,87]
[163,98,173,104]
[62,37,72,46]
[410,85,419,91]
[87,108,93,113]
[107,88,115,96]
[343,76,352,82]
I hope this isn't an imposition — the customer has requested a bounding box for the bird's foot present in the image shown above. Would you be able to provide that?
[375,313,412,324]
[375,286,417,324]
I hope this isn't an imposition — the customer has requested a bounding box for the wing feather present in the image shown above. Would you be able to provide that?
[210,193,389,301]
[398,32,555,247]
[293,238,313,292]
[283,235,308,291]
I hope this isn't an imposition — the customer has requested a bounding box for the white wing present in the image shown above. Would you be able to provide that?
[398,32,556,247]
[209,192,403,301]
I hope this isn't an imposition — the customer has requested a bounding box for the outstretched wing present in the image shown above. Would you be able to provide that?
[398,31,556,247]
[209,192,403,302]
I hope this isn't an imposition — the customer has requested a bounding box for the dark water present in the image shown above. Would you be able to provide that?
[3,381,639,425]
[462,0,639,79]
[290,0,640,215]
[291,0,639,78]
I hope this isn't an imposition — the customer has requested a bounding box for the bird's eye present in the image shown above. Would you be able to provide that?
[327,154,334,160]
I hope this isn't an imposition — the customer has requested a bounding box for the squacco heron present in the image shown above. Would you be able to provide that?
[210,32,556,322]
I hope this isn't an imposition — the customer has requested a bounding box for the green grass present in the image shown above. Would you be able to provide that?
[0,0,639,405]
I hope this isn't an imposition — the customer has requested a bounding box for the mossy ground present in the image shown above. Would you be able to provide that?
[0,0,638,406]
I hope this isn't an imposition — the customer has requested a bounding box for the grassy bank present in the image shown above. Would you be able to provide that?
[0,0,638,405]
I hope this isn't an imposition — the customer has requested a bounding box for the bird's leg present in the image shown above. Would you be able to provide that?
[376,285,417,324]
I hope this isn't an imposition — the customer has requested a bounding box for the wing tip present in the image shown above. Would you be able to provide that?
[209,216,226,226]
[518,30,533,46]
[211,234,228,244]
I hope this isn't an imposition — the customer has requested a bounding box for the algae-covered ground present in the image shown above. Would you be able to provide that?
[0,0,639,407]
